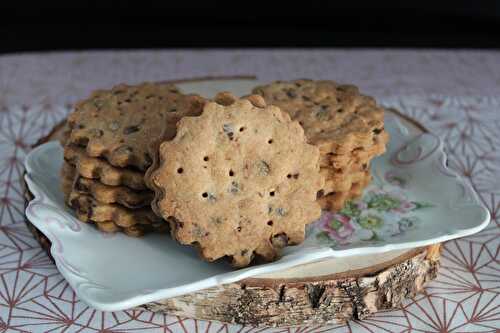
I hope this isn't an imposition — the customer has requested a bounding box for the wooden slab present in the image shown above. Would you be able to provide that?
[22,77,441,326]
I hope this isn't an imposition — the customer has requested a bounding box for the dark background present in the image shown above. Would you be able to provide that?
[1,1,499,53]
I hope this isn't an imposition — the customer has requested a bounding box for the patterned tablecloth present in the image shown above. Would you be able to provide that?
[0,50,499,332]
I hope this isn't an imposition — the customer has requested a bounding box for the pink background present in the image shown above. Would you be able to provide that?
[0,50,499,332]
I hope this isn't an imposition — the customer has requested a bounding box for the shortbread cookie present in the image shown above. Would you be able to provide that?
[82,217,167,237]
[145,91,266,214]
[73,175,153,208]
[64,145,146,190]
[319,132,388,168]
[322,165,370,194]
[60,161,76,200]
[67,82,205,170]
[150,97,324,267]
[252,80,387,155]
[88,217,168,237]
[61,161,152,208]
[318,173,372,211]
[67,191,162,228]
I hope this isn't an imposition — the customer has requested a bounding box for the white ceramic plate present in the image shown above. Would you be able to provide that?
[24,79,489,311]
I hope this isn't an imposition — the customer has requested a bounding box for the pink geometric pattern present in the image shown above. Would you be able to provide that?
[0,50,499,332]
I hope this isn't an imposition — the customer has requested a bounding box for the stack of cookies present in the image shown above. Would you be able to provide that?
[61,79,388,267]
[61,83,205,236]
[252,80,389,211]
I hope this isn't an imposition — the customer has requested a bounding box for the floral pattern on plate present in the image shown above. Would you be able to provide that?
[312,170,433,248]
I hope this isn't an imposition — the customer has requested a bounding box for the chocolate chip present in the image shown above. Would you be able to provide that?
[271,233,288,248]
[275,207,287,217]
[202,192,217,202]
[210,217,223,225]
[229,181,239,194]
[193,224,207,238]
[86,206,93,219]
[316,105,330,119]
[223,124,234,140]
[253,89,265,96]
[286,90,297,98]
[302,95,311,101]
[144,153,152,166]
[89,128,103,138]
[109,121,120,131]
[69,198,80,210]
[74,179,89,192]
[257,160,270,176]
[373,128,382,134]
[123,125,140,134]
[114,145,133,155]
[93,99,104,108]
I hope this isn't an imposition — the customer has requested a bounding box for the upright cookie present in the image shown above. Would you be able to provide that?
[67,82,205,171]
[252,80,388,155]
[150,97,324,267]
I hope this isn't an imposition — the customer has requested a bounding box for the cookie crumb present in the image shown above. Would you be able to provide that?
[257,160,270,176]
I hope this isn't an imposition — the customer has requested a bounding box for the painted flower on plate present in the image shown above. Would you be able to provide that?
[384,170,409,188]
[358,214,384,230]
[315,211,355,245]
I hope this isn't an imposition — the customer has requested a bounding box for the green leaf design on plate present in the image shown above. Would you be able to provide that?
[368,231,382,242]
[412,201,434,210]
[329,218,343,230]
[367,193,401,212]
[358,215,384,230]
[340,201,361,218]
[316,231,332,244]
